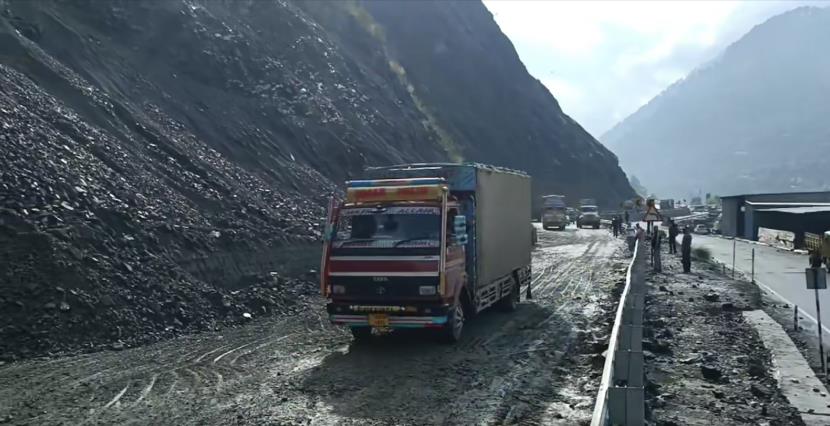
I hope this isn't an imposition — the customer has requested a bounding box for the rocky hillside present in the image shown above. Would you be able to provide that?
[602,6,830,197]
[0,0,632,359]
[352,1,634,208]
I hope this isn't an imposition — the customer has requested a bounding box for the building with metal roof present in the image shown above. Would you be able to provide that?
[720,191,830,247]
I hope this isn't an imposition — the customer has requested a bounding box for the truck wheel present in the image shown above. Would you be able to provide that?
[351,327,372,342]
[593,224,599,229]
[440,303,465,343]
[559,225,566,231]
[497,279,519,312]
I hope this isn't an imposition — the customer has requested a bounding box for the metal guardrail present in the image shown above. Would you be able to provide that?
[591,239,646,426]
[670,212,709,224]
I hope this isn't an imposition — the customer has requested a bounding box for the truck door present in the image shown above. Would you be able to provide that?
[320,196,338,297]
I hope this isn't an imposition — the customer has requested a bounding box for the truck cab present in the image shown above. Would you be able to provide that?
[320,164,531,343]
[541,195,568,230]
[577,205,601,229]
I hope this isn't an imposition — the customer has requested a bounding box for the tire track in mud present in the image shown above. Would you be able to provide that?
[0,227,624,426]
[485,228,625,425]
[0,322,341,425]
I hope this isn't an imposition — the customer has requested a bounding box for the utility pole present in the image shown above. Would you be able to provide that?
[806,267,827,376]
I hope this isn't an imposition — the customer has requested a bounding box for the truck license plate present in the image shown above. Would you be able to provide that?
[368,314,389,327]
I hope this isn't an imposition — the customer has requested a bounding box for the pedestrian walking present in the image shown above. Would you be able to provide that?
[668,219,678,254]
[626,225,636,251]
[624,210,630,226]
[635,223,646,246]
[681,227,693,273]
[611,216,619,237]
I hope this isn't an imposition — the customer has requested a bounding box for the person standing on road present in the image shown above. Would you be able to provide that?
[635,223,646,245]
[624,210,630,226]
[810,249,823,268]
[651,225,663,272]
[681,227,693,273]
[668,219,679,255]
[611,216,619,237]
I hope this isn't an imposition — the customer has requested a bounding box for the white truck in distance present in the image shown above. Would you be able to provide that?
[577,198,600,229]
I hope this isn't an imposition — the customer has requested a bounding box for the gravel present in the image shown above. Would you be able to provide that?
[643,248,804,425]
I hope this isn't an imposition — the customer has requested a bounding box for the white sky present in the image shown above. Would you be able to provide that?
[483,0,822,138]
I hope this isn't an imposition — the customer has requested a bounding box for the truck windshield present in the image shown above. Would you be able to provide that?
[581,206,598,213]
[333,206,441,249]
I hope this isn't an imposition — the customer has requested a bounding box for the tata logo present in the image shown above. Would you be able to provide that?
[376,286,386,295]
[372,277,389,282]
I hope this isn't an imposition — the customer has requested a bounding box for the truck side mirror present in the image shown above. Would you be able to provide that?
[323,223,335,241]
[453,215,468,245]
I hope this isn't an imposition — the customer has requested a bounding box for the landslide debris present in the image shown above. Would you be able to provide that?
[643,249,803,425]
[0,0,634,359]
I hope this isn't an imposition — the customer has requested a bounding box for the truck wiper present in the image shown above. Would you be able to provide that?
[337,238,377,246]
[393,236,434,247]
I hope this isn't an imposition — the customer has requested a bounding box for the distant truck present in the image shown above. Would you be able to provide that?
[541,194,568,230]
[320,163,532,343]
[566,207,579,223]
[577,198,600,229]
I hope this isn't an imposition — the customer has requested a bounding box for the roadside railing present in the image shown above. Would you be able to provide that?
[591,239,646,426]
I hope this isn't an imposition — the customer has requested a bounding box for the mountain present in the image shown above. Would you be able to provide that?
[0,0,632,358]
[602,6,830,198]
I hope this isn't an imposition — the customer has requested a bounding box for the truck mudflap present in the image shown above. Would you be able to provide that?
[327,303,450,329]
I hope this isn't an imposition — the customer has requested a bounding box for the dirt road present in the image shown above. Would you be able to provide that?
[0,226,627,425]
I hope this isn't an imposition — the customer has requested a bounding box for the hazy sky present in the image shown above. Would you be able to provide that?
[484,0,821,138]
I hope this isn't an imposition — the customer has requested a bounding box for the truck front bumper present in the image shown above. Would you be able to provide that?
[327,302,450,328]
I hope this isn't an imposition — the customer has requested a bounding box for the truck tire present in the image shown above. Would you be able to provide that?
[497,278,520,312]
[440,303,465,343]
[559,225,566,231]
[351,327,372,342]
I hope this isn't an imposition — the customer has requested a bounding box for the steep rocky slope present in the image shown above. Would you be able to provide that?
[0,0,632,359]
[358,1,634,208]
[603,6,830,197]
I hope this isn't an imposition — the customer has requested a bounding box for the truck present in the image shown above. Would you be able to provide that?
[320,163,532,343]
[577,198,600,229]
[541,194,568,230]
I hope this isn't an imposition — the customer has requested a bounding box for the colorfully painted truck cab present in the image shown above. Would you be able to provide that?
[320,163,532,342]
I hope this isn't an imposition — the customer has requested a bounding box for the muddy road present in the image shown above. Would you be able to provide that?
[0,226,627,425]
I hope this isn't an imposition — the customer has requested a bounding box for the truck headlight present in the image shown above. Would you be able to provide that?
[332,285,346,294]
[419,286,437,296]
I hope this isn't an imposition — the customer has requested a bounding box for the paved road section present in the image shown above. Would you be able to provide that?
[690,235,830,338]
[744,310,830,425]
[0,226,627,425]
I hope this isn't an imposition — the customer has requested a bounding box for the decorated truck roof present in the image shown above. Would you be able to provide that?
[364,163,528,192]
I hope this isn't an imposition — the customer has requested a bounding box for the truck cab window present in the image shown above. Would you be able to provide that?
[447,208,458,246]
